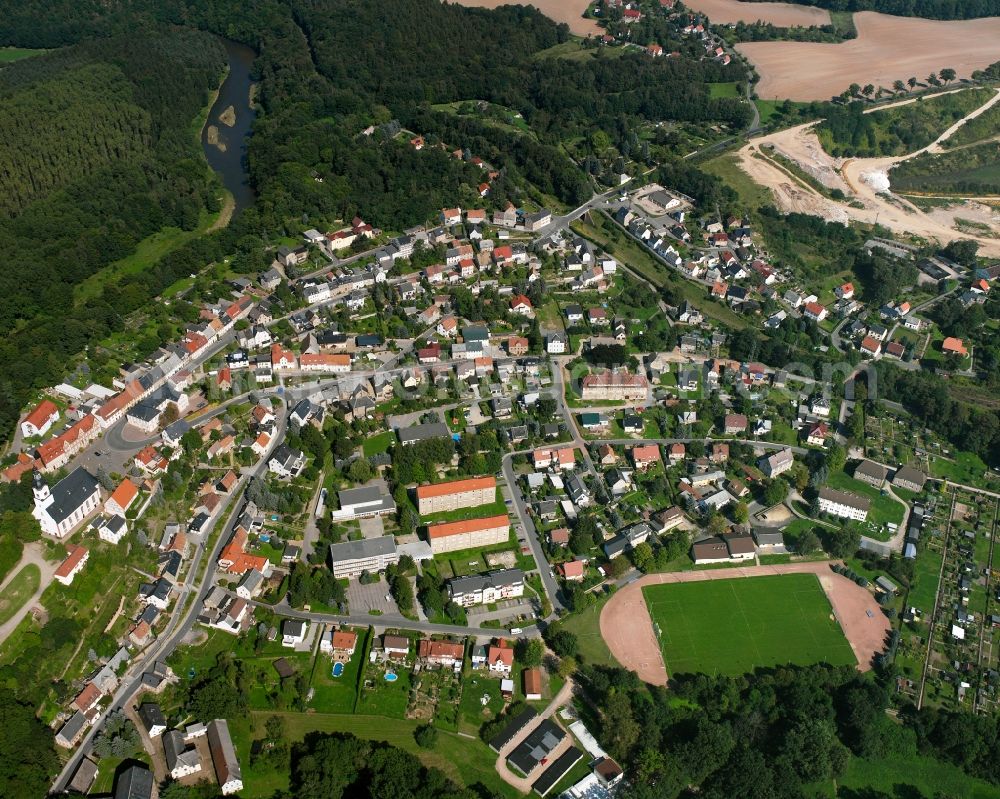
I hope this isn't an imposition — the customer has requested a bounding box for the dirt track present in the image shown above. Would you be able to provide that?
[735,88,1000,256]
[599,562,891,686]
[742,12,1000,102]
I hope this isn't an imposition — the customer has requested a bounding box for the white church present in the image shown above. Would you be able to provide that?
[32,468,102,538]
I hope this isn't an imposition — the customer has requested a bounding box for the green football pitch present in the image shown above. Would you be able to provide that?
[642,574,857,676]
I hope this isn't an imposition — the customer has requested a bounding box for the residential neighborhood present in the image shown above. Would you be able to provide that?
[1,115,996,799]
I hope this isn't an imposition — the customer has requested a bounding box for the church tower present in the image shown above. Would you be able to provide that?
[32,470,50,505]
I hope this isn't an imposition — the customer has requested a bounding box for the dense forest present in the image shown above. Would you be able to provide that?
[0,31,226,444]
[742,0,1000,20]
[0,63,151,217]
[581,661,1000,799]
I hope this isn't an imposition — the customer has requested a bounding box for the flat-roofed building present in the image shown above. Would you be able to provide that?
[333,485,397,519]
[416,476,496,515]
[426,514,509,554]
[327,535,399,578]
[507,719,565,776]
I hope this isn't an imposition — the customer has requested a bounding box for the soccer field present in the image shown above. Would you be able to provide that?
[642,574,857,676]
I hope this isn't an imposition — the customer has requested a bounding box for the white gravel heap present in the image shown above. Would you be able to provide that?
[861,170,891,193]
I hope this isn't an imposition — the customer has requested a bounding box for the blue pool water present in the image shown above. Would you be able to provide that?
[331,662,344,678]
[384,671,398,682]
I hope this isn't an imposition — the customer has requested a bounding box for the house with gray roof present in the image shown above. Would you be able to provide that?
[397,422,451,445]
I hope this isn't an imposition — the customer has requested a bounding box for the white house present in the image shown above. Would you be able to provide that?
[546,333,567,354]
[282,619,308,648]
[21,400,59,439]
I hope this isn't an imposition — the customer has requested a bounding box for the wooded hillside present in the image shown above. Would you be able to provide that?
[0,30,225,442]
[0,64,150,218]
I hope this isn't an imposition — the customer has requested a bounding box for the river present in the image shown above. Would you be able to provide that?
[202,39,257,216]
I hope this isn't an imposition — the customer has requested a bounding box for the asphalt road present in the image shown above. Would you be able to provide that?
[501,452,565,616]
[51,405,289,792]
[245,596,541,639]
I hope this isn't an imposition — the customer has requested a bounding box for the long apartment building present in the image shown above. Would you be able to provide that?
[416,476,496,516]
[818,487,870,522]
[426,514,509,554]
[448,569,524,607]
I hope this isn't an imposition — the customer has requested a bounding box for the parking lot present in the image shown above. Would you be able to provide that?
[346,576,399,615]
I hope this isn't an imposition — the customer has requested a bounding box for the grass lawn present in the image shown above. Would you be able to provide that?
[309,634,365,713]
[239,711,520,799]
[362,430,396,457]
[908,543,944,612]
[781,517,836,552]
[0,564,39,626]
[643,574,856,676]
[753,99,812,127]
[702,152,772,209]
[533,39,627,62]
[708,82,740,99]
[355,659,412,717]
[72,210,218,304]
[834,752,1000,799]
[930,450,989,485]
[559,593,616,668]
[0,47,45,62]
[458,671,505,734]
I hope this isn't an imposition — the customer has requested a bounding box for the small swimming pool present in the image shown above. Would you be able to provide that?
[384,671,398,682]
[331,662,344,678]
